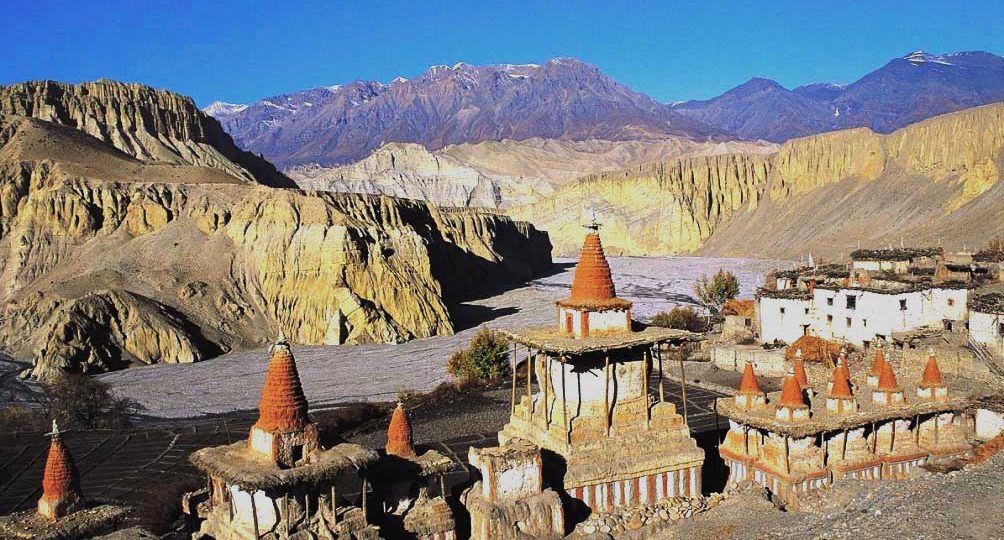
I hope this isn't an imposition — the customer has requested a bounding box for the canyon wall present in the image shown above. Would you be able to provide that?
[0,80,295,187]
[514,102,1004,258]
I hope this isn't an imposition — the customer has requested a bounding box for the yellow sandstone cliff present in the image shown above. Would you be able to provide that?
[513,102,1004,257]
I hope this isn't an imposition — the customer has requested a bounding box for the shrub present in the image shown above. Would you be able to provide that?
[695,269,740,314]
[651,306,705,332]
[446,329,510,382]
[43,373,138,430]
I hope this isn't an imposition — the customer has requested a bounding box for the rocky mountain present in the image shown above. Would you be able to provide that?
[674,50,1004,142]
[0,80,296,187]
[290,138,775,208]
[209,59,724,168]
[512,102,1004,258]
[0,84,551,379]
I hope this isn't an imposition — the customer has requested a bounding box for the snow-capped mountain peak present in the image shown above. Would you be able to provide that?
[904,50,954,66]
[202,101,248,117]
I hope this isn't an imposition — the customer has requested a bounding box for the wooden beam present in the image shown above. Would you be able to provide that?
[510,345,517,414]
[543,355,551,427]
[604,355,611,437]
[361,476,368,525]
[657,345,665,403]
[562,357,570,445]
[784,435,790,474]
[678,347,689,424]
[331,485,338,525]
[527,347,534,425]
[643,348,650,429]
[250,491,261,539]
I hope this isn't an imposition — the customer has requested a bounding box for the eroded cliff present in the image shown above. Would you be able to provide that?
[514,102,1004,257]
[0,112,550,379]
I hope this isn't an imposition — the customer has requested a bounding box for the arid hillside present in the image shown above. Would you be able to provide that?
[292,138,774,208]
[0,83,551,380]
[512,102,1004,257]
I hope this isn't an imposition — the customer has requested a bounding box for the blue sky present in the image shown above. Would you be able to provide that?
[4,1,1002,106]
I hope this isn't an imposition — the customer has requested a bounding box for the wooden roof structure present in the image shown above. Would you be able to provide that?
[499,324,698,355]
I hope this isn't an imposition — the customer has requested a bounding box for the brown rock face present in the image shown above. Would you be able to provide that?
[513,102,1004,258]
[0,80,294,188]
[0,90,551,379]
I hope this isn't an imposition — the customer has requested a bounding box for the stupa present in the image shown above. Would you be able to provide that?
[496,218,703,518]
[187,336,379,539]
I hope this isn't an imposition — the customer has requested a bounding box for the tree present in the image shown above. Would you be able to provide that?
[446,329,510,382]
[650,307,705,332]
[694,269,740,315]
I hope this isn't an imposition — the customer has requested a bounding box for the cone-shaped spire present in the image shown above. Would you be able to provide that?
[738,362,762,395]
[877,360,900,391]
[793,351,808,389]
[569,232,617,303]
[920,349,945,389]
[386,402,417,458]
[870,347,887,376]
[778,374,808,409]
[254,338,309,432]
[38,421,83,520]
[829,363,854,399]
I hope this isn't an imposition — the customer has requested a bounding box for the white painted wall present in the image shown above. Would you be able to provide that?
[229,485,278,532]
[970,310,1004,357]
[853,260,910,273]
[758,297,811,344]
[557,306,630,337]
[546,359,644,404]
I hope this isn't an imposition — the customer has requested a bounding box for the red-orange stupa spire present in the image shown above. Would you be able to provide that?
[254,335,309,432]
[829,363,854,399]
[877,361,900,391]
[920,349,945,388]
[870,347,887,377]
[386,402,417,458]
[739,362,762,395]
[568,230,617,304]
[37,421,83,520]
[778,374,808,409]
[793,350,809,389]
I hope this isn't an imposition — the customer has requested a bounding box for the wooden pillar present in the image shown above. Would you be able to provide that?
[543,354,551,427]
[657,345,665,403]
[914,414,920,444]
[282,494,290,536]
[510,345,517,414]
[678,347,689,424]
[784,435,791,474]
[331,485,338,525]
[643,348,651,429]
[527,347,534,425]
[440,474,447,499]
[842,429,848,460]
[250,492,261,539]
[562,356,570,445]
[361,475,368,525]
[604,355,611,437]
[934,414,940,444]
[890,420,896,452]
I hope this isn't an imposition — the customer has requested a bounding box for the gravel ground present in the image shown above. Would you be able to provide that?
[97,256,783,419]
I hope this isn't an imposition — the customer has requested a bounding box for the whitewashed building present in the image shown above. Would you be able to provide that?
[759,280,970,347]
[850,248,943,275]
[970,294,1004,358]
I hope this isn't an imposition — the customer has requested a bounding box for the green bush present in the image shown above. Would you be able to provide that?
[0,373,137,434]
[447,329,510,382]
[651,306,705,332]
[694,268,740,314]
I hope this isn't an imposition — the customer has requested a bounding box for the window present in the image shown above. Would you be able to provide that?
[846,317,852,328]
[780,307,786,315]
[827,314,833,324]
[744,318,752,327]
[846,295,857,310]
[827,297,834,306]
[999,323,1004,335]
[948,298,955,307]
[899,299,908,311]
[863,319,868,327]
[804,308,810,315]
